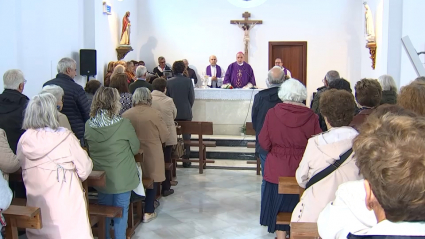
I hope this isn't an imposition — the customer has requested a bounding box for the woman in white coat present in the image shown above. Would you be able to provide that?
[292,89,362,222]
[151,78,177,197]
[321,114,425,238]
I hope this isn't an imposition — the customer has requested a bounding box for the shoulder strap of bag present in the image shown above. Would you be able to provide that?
[305,148,353,190]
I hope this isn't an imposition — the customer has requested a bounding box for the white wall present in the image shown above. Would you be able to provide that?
[0,0,138,98]
[400,0,425,87]
[136,0,364,100]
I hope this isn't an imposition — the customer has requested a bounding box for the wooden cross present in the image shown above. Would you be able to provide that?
[230,12,263,63]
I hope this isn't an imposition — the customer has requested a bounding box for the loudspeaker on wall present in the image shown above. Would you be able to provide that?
[80,49,97,76]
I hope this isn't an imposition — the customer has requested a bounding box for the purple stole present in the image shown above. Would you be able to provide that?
[206,65,222,78]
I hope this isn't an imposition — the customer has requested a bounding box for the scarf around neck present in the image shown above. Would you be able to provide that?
[89,109,122,128]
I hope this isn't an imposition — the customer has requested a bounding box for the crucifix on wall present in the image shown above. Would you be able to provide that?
[230,12,263,63]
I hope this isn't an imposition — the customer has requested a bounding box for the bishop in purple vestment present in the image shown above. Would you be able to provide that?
[223,52,256,88]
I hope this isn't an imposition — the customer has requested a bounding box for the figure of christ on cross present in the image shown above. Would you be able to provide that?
[230,12,263,63]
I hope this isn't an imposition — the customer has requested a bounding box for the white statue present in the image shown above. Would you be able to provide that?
[364,2,376,42]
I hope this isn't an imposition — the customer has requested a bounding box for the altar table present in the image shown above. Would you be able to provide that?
[193,88,262,135]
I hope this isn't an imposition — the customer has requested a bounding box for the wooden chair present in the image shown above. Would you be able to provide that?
[245,122,261,175]
[175,121,215,174]
[276,177,303,225]
[3,205,42,239]
[290,222,320,239]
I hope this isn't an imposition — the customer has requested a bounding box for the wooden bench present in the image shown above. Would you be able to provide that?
[276,177,303,225]
[4,205,42,239]
[245,122,261,175]
[290,222,320,239]
[175,121,216,174]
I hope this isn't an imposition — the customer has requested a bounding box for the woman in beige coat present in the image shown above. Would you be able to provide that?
[292,89,362,223]
[0,129,20,181]
[40,85,72,130]
[122,87,169,222]
[17,93,93,239]
[151,78,177,197]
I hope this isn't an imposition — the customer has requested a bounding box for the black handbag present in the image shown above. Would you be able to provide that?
[305,148,353,190]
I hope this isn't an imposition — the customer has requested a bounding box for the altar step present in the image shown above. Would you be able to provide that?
[189,134,256,161]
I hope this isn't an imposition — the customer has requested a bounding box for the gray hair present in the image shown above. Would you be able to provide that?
[23,93,59,130]
[378,74,397,92]
[135,66,147,78]
[278,78,307,103]
[40,85,64,105]
[3,69,25,90]
[132,87,152,106]
[415,76,425,82]
[267,66,285,85]
[57,57,76,74]
[325,70,340,84]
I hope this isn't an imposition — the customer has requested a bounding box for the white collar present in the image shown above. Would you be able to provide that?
[210,65,216,68]
[366,220,425,236]
[237,62,244,66]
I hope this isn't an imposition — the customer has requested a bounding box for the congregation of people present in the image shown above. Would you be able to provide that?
[0,56,198,239]
[0,50,424,239]
[253,67,425,238]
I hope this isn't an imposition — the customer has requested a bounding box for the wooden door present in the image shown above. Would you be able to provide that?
[269,41,307,86]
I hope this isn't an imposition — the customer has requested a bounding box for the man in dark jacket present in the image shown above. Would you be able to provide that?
[43,57,90,145]
[167,60,195,167]
[183,59,198,84]
[310,70,340,114]
[0,69,29,198]
[251,66,285,197]
[0,69,29,153]
[129,65,153,93]
[153,56,171,78]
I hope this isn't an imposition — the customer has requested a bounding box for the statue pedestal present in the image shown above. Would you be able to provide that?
[366,42,377,70]
[116,45,133,60]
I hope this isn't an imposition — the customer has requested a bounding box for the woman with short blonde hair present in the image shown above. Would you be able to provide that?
[18,93,93,239]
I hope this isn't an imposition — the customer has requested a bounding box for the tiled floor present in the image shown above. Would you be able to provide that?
[132,167,275,239]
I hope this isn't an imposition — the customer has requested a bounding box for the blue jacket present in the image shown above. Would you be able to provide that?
[43,74,90,139]
[251,87,282,155]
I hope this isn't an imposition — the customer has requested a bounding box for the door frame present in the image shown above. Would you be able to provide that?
[268,41,308,86]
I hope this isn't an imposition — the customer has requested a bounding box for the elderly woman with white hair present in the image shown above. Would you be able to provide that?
[123,87,169,222]
[40,85,71,130]
[84,87,140,239]
[378,74,397,105]
[259,79,321,239]
[17,93,93,239]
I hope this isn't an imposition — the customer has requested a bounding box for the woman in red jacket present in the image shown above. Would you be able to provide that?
[259,78,321,239]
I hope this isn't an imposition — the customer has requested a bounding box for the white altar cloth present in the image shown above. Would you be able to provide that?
[194,88,262,100]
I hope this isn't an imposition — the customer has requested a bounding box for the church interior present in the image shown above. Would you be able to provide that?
[1,0,425,239]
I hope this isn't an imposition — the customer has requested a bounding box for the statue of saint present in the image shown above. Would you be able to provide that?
[120,11,131,45]
[364,2,375,42]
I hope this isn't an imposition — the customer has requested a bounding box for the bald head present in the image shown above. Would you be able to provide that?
[236,52,244,64]
[267,66,285,86]
[209,55,217,66]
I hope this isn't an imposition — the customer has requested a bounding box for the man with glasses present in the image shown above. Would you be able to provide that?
[273,58,292,78]
[43,57,90,146]
[153,56,171,78]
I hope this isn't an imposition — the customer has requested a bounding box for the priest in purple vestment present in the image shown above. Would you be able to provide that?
[223,52,256,88]
[206,55,222,88]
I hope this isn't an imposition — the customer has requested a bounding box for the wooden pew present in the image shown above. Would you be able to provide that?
[276,177,303,225]
[175,121,216,174]
[290,222,320,239]
[3,205,42,239]
[245,122,261,175]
